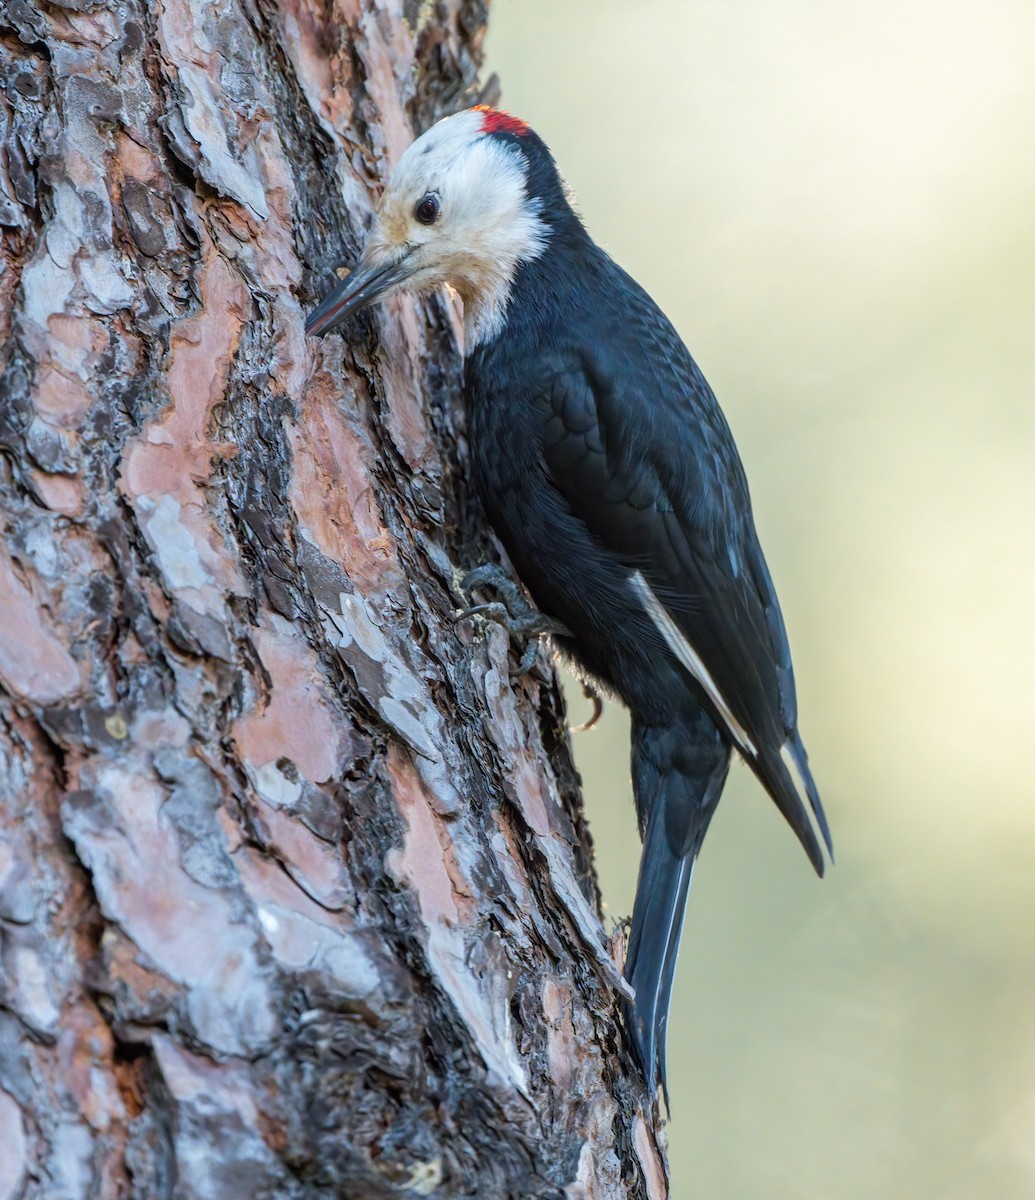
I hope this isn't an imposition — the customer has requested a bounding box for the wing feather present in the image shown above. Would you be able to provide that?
[539,353,831,869]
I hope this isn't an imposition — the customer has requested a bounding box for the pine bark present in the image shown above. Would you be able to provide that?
[0,1,668,1196]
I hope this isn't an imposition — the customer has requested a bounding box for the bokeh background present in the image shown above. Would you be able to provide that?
[486,3,1035,1196]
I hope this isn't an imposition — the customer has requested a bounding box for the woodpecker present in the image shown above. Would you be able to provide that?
[307,107,832,1098]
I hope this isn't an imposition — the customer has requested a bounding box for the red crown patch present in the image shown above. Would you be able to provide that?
[473,106,529,137]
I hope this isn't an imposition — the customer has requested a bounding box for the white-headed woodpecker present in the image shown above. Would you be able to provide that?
[306,107,832,1099]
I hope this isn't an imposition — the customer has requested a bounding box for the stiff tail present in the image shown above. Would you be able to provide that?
[623,719,730,1099]
[624,817,696,1101]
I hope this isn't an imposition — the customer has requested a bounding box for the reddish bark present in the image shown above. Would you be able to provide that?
[0,1,667,1195]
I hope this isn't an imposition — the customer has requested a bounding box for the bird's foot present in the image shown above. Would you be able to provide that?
[458,563,569,676]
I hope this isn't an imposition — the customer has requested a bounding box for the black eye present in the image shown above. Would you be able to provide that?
[414,193,440,225]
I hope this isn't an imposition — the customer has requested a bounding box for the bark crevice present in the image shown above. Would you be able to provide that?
[0,1,670,1196]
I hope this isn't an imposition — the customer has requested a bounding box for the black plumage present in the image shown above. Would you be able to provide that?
[464,128,831,1094]
[307,113,831,1100]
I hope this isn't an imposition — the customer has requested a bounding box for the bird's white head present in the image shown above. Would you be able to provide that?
[306,108,550,350]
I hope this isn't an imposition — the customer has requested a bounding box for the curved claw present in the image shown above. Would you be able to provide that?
[571,682,605,733]
[455,600,511,625]
[457,561,569,674]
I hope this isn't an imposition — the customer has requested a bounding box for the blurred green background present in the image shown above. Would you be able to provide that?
[486,2,1035,1196]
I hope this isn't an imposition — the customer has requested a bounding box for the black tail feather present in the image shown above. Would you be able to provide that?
[623,823,695,1100]
[623,718,729,1098]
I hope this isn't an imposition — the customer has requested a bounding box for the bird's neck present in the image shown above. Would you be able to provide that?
[455,274,514,353]
[458,211,591,354]
[454,229,551,352]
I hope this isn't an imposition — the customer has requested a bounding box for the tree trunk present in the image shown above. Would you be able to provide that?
[0,1,667,1196]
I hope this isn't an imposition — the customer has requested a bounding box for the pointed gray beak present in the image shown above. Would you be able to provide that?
[305,247,415,338]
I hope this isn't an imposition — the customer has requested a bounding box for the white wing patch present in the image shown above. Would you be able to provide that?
[630,570,758,757]
[780,741,814,816]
